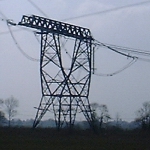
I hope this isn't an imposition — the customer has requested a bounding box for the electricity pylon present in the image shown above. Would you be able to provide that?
[19,15,95,130]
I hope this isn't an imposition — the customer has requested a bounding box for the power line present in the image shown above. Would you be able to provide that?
[7,23,40,62]
[26,0,150,65]
[63,1,150,21]
[1,1,150,39]
[0,29,22,35]
[0,11,39,61]
[94,40,150,61]
[92,39,150,77]
[0,9,40,62]
[0,9,7,19]
[105,45,150,63]
[1,2,150,75]
[136,57,150,62]
[102,43,150,57]
[27,0,49,18]
[93,58,137,77]
[25,0,150,22]
[95,40,137,59]
[0,25,39,36]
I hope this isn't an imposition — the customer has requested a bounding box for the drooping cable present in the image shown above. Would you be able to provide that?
[94,58,137,77]
[106,46,150,62]
[0,9,40,62]
[1,3,150,76]
[94,40,137,59]
[7,23,40,62]
[94,40,150,62]
[0,9,37,35]
[24,0,150,72]
[102,43,150,57]
[92,38,150,76]
[91,40,139,76]
[0,24,38,36]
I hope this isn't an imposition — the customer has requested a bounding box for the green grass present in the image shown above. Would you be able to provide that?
[0,127,150,150]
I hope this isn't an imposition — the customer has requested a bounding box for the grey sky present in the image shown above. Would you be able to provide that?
[0,0,150,121]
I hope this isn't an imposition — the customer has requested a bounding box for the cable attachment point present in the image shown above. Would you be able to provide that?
[7,19,17,26]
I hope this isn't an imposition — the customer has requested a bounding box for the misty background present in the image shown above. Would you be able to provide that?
[0,0,150,122]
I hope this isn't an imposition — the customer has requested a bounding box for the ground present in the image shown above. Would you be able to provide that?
[0,127,150,150]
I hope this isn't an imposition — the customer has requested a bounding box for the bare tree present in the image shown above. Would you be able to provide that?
[135,101,150,130]
[0,99,6,126]
[91,103,111,129]
[4,96,19,127]
[0,111,6,126]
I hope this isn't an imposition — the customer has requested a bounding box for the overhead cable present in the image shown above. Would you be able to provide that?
[93,58,137,77]
[27,0,49,18]
[1,2,150,76]
[136,57,150,63]
[102,43,150,57]
[94,39,150,61]
[26,0,150,23]
[7,23,40,62]
[63,1,150,21]
[0,9,40,62]
[26,0,150,66]
[94,40,137,59]
[92,39,150,76]
[0,29,22,35]
[103,44,150,63]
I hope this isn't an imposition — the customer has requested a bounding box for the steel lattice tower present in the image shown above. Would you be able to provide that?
[19,15,95,130]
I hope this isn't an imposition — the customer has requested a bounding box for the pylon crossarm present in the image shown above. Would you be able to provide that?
[18,15,93,40]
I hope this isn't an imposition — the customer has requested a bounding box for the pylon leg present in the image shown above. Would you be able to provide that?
[33,33,95,130]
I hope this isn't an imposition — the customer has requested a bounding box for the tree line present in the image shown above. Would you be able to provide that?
[135,101,150,130]
[90,102,150,131]
[0,96,150,130]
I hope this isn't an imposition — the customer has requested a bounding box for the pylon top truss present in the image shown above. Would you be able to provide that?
[18,15,93,40]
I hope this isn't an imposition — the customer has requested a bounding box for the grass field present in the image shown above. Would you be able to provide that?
[0,127,150,150]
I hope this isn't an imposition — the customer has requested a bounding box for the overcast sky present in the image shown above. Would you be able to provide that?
[0,0,150,122]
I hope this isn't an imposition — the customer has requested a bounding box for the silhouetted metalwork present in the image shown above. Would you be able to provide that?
[19,15,95,130]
